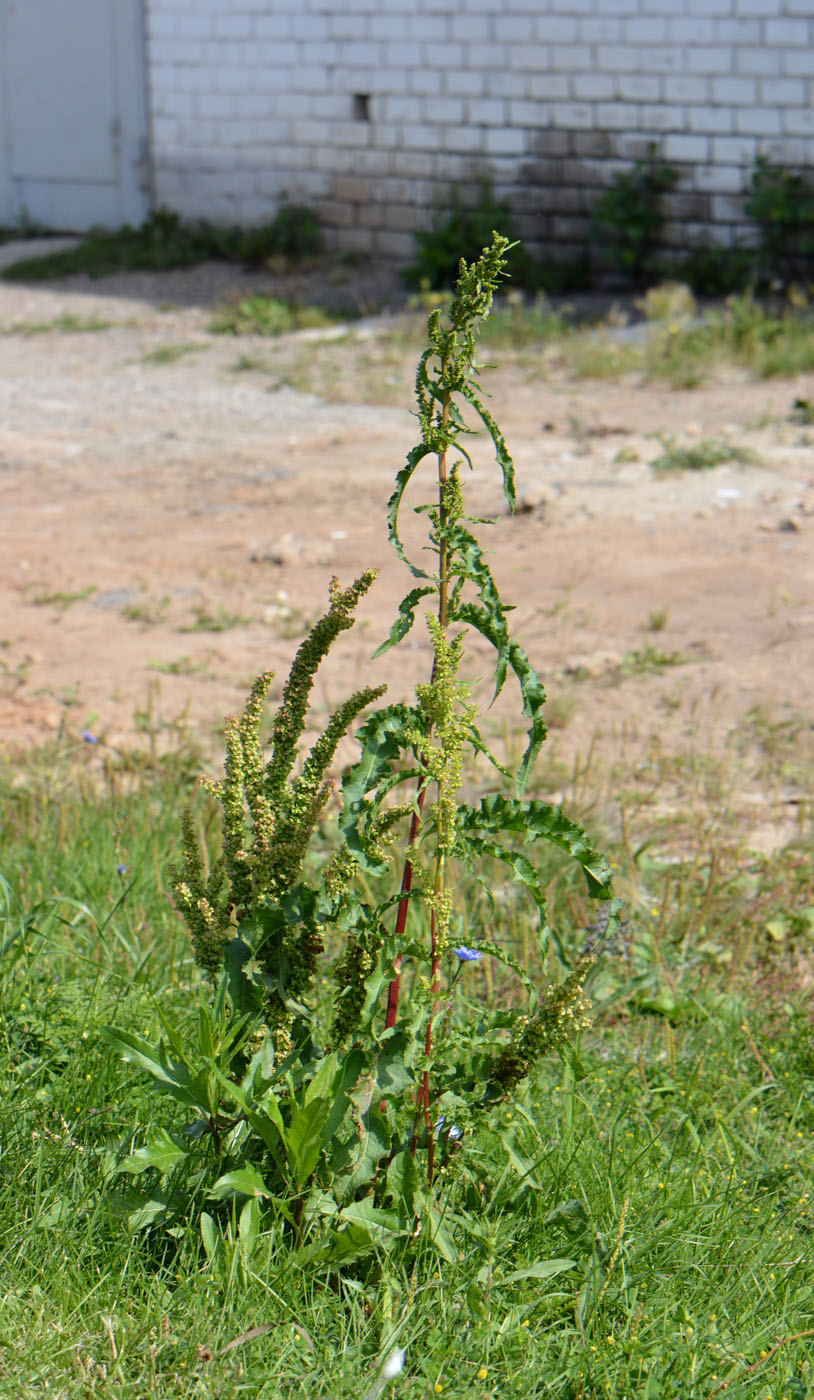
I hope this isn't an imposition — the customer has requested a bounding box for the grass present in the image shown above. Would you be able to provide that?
[0,206,322,282]
[650,436,759,474]
[140,342,206,366]
[209,295,337,337]
[1,707,813,1397]
[1,312,117,335]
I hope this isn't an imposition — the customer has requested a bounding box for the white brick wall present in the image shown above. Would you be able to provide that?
[144,0,814,259]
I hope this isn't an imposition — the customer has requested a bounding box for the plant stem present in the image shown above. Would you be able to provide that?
[383,388,450,1031]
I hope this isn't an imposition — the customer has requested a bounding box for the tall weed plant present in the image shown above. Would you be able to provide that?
[104,236,619,1271]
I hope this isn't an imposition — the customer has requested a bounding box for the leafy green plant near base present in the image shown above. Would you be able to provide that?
[590,147,679,285]
[745,155,814,287]
[405,179,539,292]
[650,434,758,473]
[0,203,321,281]
[103,236,619,1270]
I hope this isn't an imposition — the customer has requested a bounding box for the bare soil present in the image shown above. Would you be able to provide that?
[1,250,813,849]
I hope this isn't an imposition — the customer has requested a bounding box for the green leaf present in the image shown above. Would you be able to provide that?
[501,1259,577,1284]
[459,796,613,901]
[339,704,420,869]
[461,383,516,512]
[372,585,435,658]
[387,1150,420,1218]
[209,1165,272,1200]
[99,1026,212,1113]
[384,445,434,579]
[286,1097,331,1189]
[116,1127,188,1177]
[200,1211,218,1260]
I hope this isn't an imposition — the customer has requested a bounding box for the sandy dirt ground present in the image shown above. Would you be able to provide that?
[1,248,813,849]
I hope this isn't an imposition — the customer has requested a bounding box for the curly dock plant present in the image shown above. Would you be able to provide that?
[104,235,619,1267]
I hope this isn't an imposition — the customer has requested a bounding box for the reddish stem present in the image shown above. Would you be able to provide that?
[384,784,428,1030]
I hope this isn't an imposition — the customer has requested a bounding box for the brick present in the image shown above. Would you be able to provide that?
[736,48,781,75]
[329,15,366,40]
[551,102,594,129]
[535,16,578,41]
[711,76,757,104]
[624,17,668,41]
[381,42,421,67]
[597,102,641,130]
[422,42,466,70]
[494,14,535,40]
[509,99,544,125]
[401,123,437,150]
[641,103,686,131]
[508,43,553,73]
[486,127,528,156]
[664,75,709,102]
[215,14,253,39]
[712,134,759,161]
[369,13,409,41]
[339,41,381,66]
[374,230,413,258]
[735,108,782,134]
[781,50,814,76]
[733,0,781,13]
[643,48,686,72]
[528,74,571,100]
[449,12,490,41]
[687,48,732,74]
[467,42,508,67]
[669,17,715,43]
[688,0,733,11]
[443,124,484,153]
[573,74,616,101]
[255,14,294,40]
[595,0,639,12]
[468,98,507,124]
[424,97,465,124]
[618,75,662,101]
[395,151,434,178]
[409,69,443,95]
[689,106,734,134]
[382,97,415,123]
[445,70,486,98]
[765,18,810,44]
[578,18,622,41]
[714,19,760,41]
[486,70,526,97]
[661,134,710,161]
[550,45,593,72]
[761,78,806,105]
[405,14,447,42]
[782,108,814,136]
[694,163,744,192]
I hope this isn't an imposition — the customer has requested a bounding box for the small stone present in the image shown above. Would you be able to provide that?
[517,485,556,515]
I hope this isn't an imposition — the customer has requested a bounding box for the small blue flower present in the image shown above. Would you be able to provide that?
[448,1125,462,1141]
[453,946,482,962]
[116,864,128,876]
[81,730,98,744]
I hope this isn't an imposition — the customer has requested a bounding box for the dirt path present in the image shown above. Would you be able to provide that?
[1,259,813,848]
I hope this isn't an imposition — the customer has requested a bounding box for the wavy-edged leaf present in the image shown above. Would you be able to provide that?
[461,383,516,513]
[100,1027,211,1113]
[459,796,613,901]
[116,1127,189,1177]
[372,585,434,659]
[385,445,434,579]
[209,1165,272,1201]
[339,704,421,868]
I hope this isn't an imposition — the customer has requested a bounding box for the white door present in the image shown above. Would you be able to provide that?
[0,0,150,230]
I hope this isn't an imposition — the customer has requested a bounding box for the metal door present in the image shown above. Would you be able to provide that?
[0,0,151,230]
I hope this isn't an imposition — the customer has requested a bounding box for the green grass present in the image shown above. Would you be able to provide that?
[2,714,813,1397]
[209,295,336,337]
[1,312,117,335]
[0,206,322,282]
[140,342,206,366]
[650,436,759,474]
